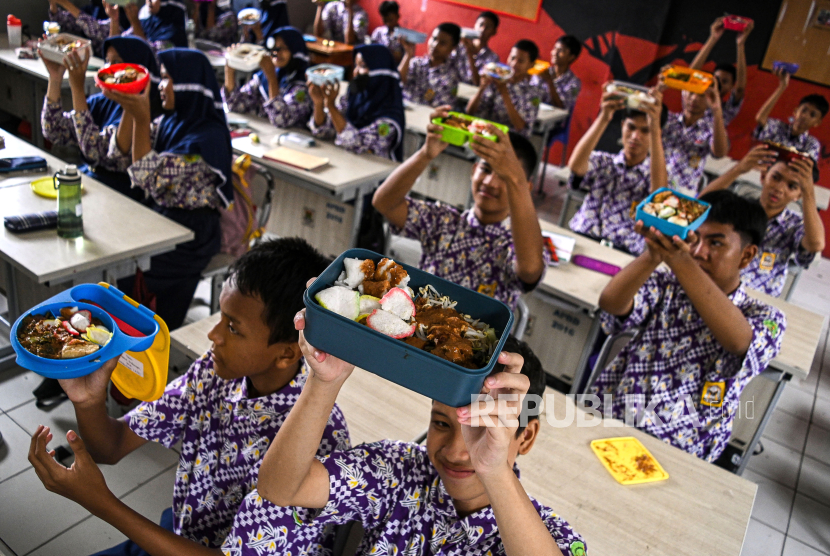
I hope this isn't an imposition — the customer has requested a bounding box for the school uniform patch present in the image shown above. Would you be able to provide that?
[758,252,776,272]
[294,89,306,102]
[700,381,725,408]
[763,319,780,338]
[477,282,497,297]
[378,123,390,137]
[184,154,202,164]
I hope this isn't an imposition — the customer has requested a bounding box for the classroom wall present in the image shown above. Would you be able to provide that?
[364,0,830,256]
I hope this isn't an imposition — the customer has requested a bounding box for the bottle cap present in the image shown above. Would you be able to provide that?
[7,15,22,26]
[65,164,79,176]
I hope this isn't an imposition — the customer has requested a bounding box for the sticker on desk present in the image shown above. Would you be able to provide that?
[118,352,145,378]
[541,231,576,266]
[590,436,669,485]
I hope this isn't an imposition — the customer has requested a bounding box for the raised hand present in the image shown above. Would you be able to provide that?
[294,308,355,385]
[736,144,776,173]
[58,357,119,407]
[424,105,452,158]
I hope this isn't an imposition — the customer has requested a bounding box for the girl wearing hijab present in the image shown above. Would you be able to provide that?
[47,0,129,57]
[223,26,312,128]
[122,0,188,52]
[103,48,233,329]
[40,36,161,199]
[308,44,405,160]
[241,0,289,45]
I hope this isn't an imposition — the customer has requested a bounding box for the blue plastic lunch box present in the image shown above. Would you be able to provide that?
[303,249,515,408]
[11,283,161,379]
[635,187,711,240]
[393,27,427,44]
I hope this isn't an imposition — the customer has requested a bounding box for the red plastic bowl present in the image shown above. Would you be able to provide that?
[761,141,809,163]
[95,63,150,94]
[723,15,752,32]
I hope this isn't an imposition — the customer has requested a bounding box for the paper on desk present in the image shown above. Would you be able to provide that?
[542,231,576,266]
[264,146,329,171]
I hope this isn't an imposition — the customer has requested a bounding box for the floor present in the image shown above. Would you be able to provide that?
[0,171,828,555]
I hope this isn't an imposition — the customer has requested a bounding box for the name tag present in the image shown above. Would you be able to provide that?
[477,282,497,297]
[700,381,725,408]
[758,252,776,272]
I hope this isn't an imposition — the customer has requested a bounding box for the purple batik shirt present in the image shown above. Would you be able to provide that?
[589,268,785,462]
[403,56,460,107]
[391,198,550,311]
[222,76,312,129]
[663,111,716,194]
[221,441,587,556]
[51,9,109,55]
[196,11,238,47]
[321,1,368,43]
[741,208,814,297]
[753,117,822,163]
[533,68,581,113]
[370,26,404,59]
[308,95,400,160]
[451,42,500,84]
[42,99,124,173]
[127,352,351,548]
[568,151,650,255]
[719,93,742,126]
[473,77,545,138]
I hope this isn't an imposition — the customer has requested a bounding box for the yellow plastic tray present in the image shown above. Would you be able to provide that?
[590,436,669,485]
[31,176,84,199]
[528,60,550,76]
[661,66,713,94]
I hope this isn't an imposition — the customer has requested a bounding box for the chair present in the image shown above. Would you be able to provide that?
[557,188,586,228]
[579,328,640,401]
[202,160,275,314]
[536,115,571,196]
[512,297,530,341]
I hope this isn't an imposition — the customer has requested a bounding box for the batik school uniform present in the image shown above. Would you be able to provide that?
[50,10,109,54]
[41,36,159,200]
[123,1,188,51]
[321,1,368,43]
[126,352,350,547]
[222,27,312,129]
[588,267,785,462]
[222,441,586,556]
[451,42,499,85]
[402,56,460,107]
[568,151,649,255]
[472,77,546,138]
[662,111,717,195]
[194,3,238,47]
[370,25,404,61]
[310,94,402,160]
[534,68,581,114]
[741,208,815,297]
[753,117,822,163]
[720,93,742,126]
[391,198,550,311]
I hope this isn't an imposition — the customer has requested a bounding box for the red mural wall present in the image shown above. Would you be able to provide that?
[360,0,830,256]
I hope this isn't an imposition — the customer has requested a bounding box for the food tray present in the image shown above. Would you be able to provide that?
[226,44,266,72]
[606,80,655,109]
[723,15,752,32]
[635,187,711,240]
[660,65,713,94]
[39,33,90,66]
[305,63,344,85]
[11,283,169,401]
[590,437,669,485]
[527,60,550,76]
[762,141,809,163]
[773,61,799,75]
[94,63,150,94]
[483,62,512,81]
[237,8,261,25]
[460,27,480,39]
[303,249,514,407]
[393,27,427,44]
[432,111,508,146]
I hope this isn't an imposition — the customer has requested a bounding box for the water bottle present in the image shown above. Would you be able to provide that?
[54,165,83,238]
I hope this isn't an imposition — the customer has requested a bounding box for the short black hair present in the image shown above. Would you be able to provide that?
[799,94,829,118]
[769,157,821,185]
[509,131,537,180]
[228,237,330,345]
[436,22,461,46]
[714,62,737,82]
[699,190,768,247]
[493,336,546,435]
[478,10,499,29]
[514,39,539,63]
[556,35,582,59]
[622,102,668,128]
[379,0,399,17]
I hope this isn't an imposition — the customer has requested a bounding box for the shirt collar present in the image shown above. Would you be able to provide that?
[463,208,510,231]
[612,150,649,171]
[230,356,310,410]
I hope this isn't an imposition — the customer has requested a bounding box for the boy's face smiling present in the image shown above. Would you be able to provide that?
[207,281,302,397]
[507,47,533,78]
[760,161,802,215]
[687,221,757,294]
[792,102,823,136]
[426,402,538,516]
[469,159,525,224]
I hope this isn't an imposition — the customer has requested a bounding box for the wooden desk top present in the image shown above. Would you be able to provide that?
[537,221,635,312]
[521,389,756,556]
[170,312,432,445]
[305,37,354,56]
[0,131,192,284]
[229,112,398,195]
[536,222,824,380]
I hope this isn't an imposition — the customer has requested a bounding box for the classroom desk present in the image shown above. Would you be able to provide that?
[521,389,757,556]
[169,312,432,446]
[0,37,99,148]
[227,111,398,257]
[0,130,192,369]
[306,37,354,68]
[455,82,569,136]
[704,155,830,211]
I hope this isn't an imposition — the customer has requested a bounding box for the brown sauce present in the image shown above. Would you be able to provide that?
[412,300,478,368]
[17,312,102,359]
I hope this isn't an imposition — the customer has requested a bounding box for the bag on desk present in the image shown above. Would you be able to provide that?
[4,210,58,233]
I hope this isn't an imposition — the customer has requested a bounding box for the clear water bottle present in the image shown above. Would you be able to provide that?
[54,165,83,238]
